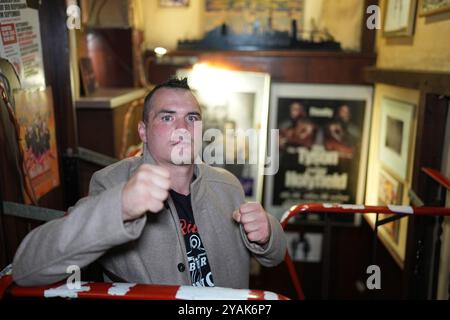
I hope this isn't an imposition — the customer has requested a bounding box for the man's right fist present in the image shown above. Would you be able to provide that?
[122,164,171,221]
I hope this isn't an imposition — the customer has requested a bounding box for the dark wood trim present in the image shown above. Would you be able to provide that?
[39,0,78,152]
[0,181,8,268]
[38,0,79,209]
[364,67,450,95]
[150,50,376,84]
[361,0,379,53]
[404,93,449,299]
[172,50,376,59]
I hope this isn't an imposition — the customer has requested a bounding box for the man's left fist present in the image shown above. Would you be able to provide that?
[232,202,271,245]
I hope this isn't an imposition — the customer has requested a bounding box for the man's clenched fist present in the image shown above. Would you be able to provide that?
[122,164,170,221]
[232,202,271,245]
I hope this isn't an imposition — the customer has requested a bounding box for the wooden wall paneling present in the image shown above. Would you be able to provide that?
[329,221,403,299]
[405,93,449,299]
[0,200,7,268]
[132,29,144,87]
[0,127,33,265]
[361,0,379,53]
[39,0,78,210]
[39,0,78,153]
[77,101,143,159]
[77,108,115,157]
[365,68,450,96]
[193,51,377,84]
[86,28,135,88]
[0,67,33,267]
[149,51,376,85]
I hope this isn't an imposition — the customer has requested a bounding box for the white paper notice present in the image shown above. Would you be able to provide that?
[0,0,46,89]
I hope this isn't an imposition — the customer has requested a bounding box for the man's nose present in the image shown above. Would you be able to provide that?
[174,117,189,130]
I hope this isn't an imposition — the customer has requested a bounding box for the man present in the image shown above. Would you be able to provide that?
[279,102,317,150]
[324,104,358,159]
[12,78,287,289]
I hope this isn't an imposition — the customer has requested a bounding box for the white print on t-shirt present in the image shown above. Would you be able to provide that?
[186,234,214,287]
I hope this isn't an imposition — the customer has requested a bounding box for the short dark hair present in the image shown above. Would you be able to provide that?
[142,77,191,123]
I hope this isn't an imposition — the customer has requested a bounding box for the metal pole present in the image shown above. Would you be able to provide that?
[321,213,332,299]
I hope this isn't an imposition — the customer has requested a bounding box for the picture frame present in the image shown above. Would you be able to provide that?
[79,57,97,96]
[159,0,189,7]
[379,97,415,181]
[364,167,408,268]
[265,83,373,226]
[176,67,271,203]
[383,0,418,37]
[14,87,61,200]
[378,167,403,205]
[419,0,450,16]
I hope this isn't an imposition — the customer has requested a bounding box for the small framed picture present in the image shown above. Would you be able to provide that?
[419,0,450,16]
[364,167,408,268]
[159,0,189,7]
[379,97,415,181]
[378,168,403,205]
[383,0,418,37]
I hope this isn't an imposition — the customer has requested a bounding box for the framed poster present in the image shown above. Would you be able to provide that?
[14,87,60,199]
[383,0,417,37]
[419,0,450,16]
[159,0,189,7]
[265,84,373,225]
[364,167,408,268]
[379,97,415,181]
[177,67,271,202]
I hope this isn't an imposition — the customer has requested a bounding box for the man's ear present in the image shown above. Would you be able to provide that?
[138,121,147,143]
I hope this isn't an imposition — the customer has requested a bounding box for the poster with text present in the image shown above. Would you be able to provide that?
[0,0,46,89]
[14,87,60,199]
[265,84,373,226]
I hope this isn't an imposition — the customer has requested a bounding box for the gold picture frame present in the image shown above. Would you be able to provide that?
[379,97,415,181]
[419,0,450,16]
[383,0,418,37]
[159,0,189,7]
[364,167,409,268]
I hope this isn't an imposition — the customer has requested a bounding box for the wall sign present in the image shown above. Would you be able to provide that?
[0,0,45,89]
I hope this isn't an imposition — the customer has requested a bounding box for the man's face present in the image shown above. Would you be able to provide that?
[138,88,202,166]
[290,102,305,119]
[338,105,350,122]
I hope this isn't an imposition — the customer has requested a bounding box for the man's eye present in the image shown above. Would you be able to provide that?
[161,115,174,122]
[187,115,201,122]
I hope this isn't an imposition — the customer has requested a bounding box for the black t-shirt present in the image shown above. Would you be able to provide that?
[169,190,215,287]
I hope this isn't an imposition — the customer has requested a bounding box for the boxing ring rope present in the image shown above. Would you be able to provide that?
[0,271,289,300]
[280,202,450,300]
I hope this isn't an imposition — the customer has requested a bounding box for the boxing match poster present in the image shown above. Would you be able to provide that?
[14,87,60,200]
[265,84,373,226]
